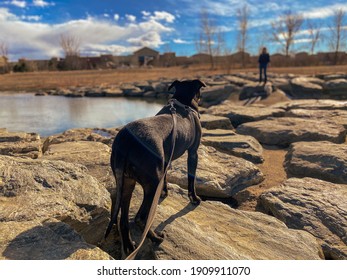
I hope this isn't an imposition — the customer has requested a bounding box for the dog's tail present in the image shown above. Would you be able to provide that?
[105,152,124,239]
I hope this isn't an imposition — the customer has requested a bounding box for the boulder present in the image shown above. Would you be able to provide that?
[103,87,123,97]
[323,79,347,99]
[84,88,105,97]
[167,145,264,198]
[0,155,111,245]
[42,128,119,152]
[0,219,112,260]
[121,85,144,97]
[285,109,347,128]
[200,85,234,107]
[151,184,323,260]
[272,99,347,111]
[200,114,234,130]
[239,83,272,100]
[290,76,324,99]
[0,129,41,159]
[224,75,254,86]
[259,177,347,260]
[206,101,285,127]
[284,141,347,184]
[202,133,264,163]
[237,117,346,146]
[43,141,113,189]
[272,77,291,94]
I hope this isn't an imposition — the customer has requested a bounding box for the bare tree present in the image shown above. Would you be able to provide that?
[236,4,250,67]
[196,10,217,69]
[328,8,347,65]
[0,41,9,73]
[306,20,322,55]
[271,11,304,57]
[59,33,82,70]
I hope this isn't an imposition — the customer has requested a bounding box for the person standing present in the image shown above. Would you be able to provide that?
[258,47,270,84]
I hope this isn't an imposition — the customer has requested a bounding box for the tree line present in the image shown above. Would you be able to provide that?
[197,6,347,68]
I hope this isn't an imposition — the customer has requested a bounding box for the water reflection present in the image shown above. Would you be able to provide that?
[0,93,165,136]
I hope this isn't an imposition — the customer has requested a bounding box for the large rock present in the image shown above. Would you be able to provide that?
[239,83,272,100]
[259,177,347,260]
[206,101,285,127]
[200,114,233,130]
[272,99,347,111]
[167,145,264,198]
[42,128,119,151]
[200,85,234,107]
[0,129,41,159]
[0,219,112,260]
[237,117,346,146]
[224,75,254,86]
[323,79,347,99]
[285,109,347,128]
[0,155,110,245]
[151,184,323,260]
[284,141,347,184]
[202,133,264,163]
[43,141,113,189]
[290,76,324,99]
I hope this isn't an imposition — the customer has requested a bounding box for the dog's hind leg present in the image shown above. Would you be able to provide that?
[119,176,136,258]
[160,175,168,199]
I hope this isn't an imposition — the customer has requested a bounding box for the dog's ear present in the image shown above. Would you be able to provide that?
[168,80,180,92]
[194,79,206,90]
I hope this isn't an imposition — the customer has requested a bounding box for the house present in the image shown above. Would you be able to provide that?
[0,56,8,73]
[133,47,160,66]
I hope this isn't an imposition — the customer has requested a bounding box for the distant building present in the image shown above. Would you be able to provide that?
[133,47,160,66]
[0,56,8,73]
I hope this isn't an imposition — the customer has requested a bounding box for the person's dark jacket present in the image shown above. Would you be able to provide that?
[258,53,270,65]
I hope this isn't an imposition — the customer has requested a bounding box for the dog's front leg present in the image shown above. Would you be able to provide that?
[187,149,201,205]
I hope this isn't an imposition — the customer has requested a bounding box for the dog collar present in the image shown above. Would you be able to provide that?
[167,99,200,119]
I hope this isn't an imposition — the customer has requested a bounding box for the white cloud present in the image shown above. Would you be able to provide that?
[4,0,27,8]
[114,14,119,21]
[32,0,54,7]
[21,15,41,21]
[125,14,136,22]
[103,13,109,18]
[0,8,175,60]
[173,39,190,44]
[303,3,347,19]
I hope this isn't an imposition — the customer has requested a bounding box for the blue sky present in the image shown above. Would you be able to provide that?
[1,0,347,60]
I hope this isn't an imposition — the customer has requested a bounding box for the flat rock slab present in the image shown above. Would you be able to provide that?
[206,101,285,127]
[200,85,234,107]
[290,77,324,98]
[259,177,347,260]
[0,219,112,260]
[273,99,347,111]
[284,141,347,184]
[323,79,347,99]
[151,184,323,260]
[285,109,347,128]
[237,117,346,147]
[200,114,234,130]
[0,129,41,159]
[239,83,272,100]
[0,155,110,245]
[42,128,119,152]
[167,145,264,198]
[43,141,113,189]
[202,133,264,163]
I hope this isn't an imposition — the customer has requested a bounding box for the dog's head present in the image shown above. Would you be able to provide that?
[168,79,206,111]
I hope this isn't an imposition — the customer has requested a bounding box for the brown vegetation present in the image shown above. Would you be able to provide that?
[1,64,347,92]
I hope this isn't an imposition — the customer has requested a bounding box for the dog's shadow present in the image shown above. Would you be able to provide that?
[155,202,198,233]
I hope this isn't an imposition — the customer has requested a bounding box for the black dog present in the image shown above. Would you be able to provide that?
[105,79,206,258]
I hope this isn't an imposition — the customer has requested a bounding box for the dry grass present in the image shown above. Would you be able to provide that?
[1,64,347,92]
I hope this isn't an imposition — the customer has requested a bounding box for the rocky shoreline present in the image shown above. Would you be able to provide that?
[0,73,347,260]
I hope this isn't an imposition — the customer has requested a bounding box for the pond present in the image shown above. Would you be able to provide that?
[0,93,165,137]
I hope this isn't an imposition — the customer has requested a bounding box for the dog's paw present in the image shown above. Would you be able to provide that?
[189,194,201,205]
[160,189,168,199]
